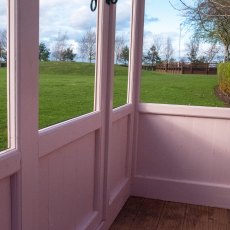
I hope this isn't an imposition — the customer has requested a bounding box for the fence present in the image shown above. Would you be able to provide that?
[143,63,217,75]
[0,62,7,67]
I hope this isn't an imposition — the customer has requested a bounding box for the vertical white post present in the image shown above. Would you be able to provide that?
[16,0,39,229]
[94,0,110,223]
[7,2,22,229]
[95,0,116,226]
[103,3,116,219]
[128,0,145,176]
[128,0,145,105]
[7,0,17,149]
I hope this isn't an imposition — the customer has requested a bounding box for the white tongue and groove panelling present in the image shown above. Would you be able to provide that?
[0,177,11,230]
[132,103,230,209]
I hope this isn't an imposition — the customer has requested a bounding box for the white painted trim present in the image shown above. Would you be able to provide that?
[128,0,145,106]
[38,112,101,158]
[94,0,112,224]
[128,0,145,183]
[97,178,130,230]
[132,175,230,209]
[139,103,230,119]
[112,104,133,122]
[0,150,20,180]
[11,173,22,230]
[109,178,130,205]
[7,0,17,149]
[81,211,99,230]
[101,3,117,221]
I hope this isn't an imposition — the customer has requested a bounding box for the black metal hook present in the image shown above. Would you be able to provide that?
[90,0,118,12]
[110,0,118,4]
[90,0,97,12]
[106,0,118,5]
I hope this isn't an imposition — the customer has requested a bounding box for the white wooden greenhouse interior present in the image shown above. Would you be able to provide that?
[1,0,230,229]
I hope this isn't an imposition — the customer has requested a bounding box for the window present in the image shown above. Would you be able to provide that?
[113,0,132,108]
[39,1,97,129]
[0,0,8,151]
[140,0,225,108]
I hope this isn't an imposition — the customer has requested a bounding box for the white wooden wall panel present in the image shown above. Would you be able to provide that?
[38,132,100,230]
[136,114,215,180]
[38,157,49,230]
[2,0,146,229]
[0,151,20,180]
[109,116,129,202]
[132,103,230,209]
[0,177,11,230]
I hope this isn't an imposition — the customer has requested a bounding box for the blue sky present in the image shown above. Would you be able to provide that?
[0,0,190,59]
[145,0,182,34]
[143,0,191,59]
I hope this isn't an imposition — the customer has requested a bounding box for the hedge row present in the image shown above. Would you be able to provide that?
[0,62,7,67]
[218,62,230,96]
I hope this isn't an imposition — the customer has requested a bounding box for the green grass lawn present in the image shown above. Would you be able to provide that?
[39,62,128,128]
[0,67,7,151]
[140,71,224,107]
[0,62,224,151]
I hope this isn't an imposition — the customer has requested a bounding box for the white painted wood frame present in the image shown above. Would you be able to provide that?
[2,0,230,229]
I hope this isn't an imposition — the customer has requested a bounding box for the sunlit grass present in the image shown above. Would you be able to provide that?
[140,71,224,107]
[0,62,224,150]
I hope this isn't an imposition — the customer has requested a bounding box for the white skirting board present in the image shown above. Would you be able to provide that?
[131,176,230,209]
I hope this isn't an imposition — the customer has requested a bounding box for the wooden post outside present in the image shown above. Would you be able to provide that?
[190,63,193,74]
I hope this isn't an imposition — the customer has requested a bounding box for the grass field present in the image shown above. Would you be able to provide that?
[0,62,224,150]
[140,71,224,107]
[0,67,7,151]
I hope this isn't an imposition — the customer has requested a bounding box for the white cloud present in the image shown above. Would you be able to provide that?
[115,0,132,45]
[69,6,97,32]
[39,0,135,50]
[0,0,7,29]
[1,0,194,61]
[39,1,97,44]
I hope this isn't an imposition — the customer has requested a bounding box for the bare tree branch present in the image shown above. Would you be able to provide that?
[170,0,230,61]
[79,28,96,63]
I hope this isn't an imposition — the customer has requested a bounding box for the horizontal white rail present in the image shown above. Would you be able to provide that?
[112,104,133,122]
[39,111,101,158]
[138,103,230,119]
[0,150,20,180]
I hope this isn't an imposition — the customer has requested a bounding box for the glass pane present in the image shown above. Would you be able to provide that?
[39,1,97,129]
[140,0,224,107]
[113,0,131,108]
[0,0,8,151]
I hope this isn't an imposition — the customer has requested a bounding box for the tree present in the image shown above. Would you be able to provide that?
[79,29,96,63]
[120,45,129,65]
[202,42,221,63]
[163,37,174,63]
[171,0,230,61]
[62,47,76,61]
[0,29,7,62]
[153,35,164,58]
[52,33,76,61]
[143,45,161,66]
[52,32,68,61]
[39,42,50,61]
[186,37,200,63]
[115,35,126,64]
